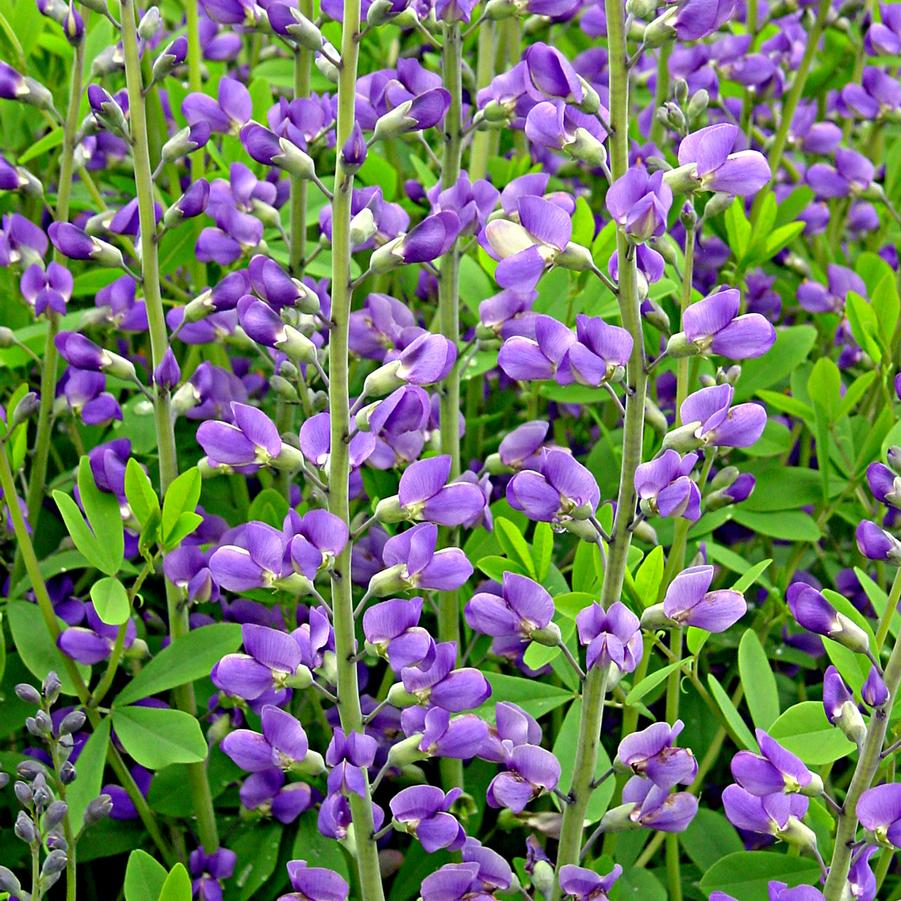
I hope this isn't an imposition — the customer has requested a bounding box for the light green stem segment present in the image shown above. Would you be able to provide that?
[822,616,901,898]
[437,20,466,793]
[468,21,497,181]
[120,0,219,853]
[550,0,647,894]
[754,0,830,219]
[328,0,385,895]
[649,43,671,145]
[17,33,87,586]
[289,4,313,275]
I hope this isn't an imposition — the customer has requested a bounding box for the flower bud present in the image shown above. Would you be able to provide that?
[15,811,38,844]
[15,683,42,705]
[138,6,162,40]
[642,8,677,47]
[42,848,69,877]
[44,799,69,829]
[84,794,113,825]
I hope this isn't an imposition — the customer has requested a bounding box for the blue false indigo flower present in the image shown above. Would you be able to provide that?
[237,295,318,362]
[479,701,542,762]
[325,728,378,798]
[163,179,210,228]
[797,263,865,315]
[183,76,252,135]
[610,778,698,832]
[281,860,349,901]
[666,123,770,197]
[842,67,901,119]
[239,769,312,824]
[363,332,457,395]
[848,845,879,901]
[465,571,558,646]
[523,43,600,112]
[87,84,130,137]
[506,448,600,527]
[248,255,320,314]
[58,603,137,664]
[392,641,490,711]
[856,519,901,563]
[240,122,317,181]
[0,61,54,110]
[806,148,875,198]
[861,665,888,708]
[786,582,871,653]
[823,665,867,745]
[606,167,673,242]
[160,122,212,167]
[397,708,488,761]
[20,262,72,317]
[61,370,121,426]
[614,720,698,790]
[665,384,767,451]
[525,100,608,167]
[576,601,643,675]
[374,455,487,527]
[341,121,367,171]
[363,597,434,671]
[722,786,813,844]
[635,450,701,521]
[197,402,295,473]
[641,564,746,633]
[153,348,181,391]
[666,288,776,360]
[558,864,622,901]
[151,35,188,83]
[189,848,236,901]
[55,332,136,381]
[368,210,461,273]
[267,2,324,49]
[389,786,466,853]
[558,315,633,387]
[371,88,451,141]
[487,743,561,813]
[284,509,349,579]
[48,222,125,269]
[856,784,901,848]
[221,705,324,776]
[730,729,822,796]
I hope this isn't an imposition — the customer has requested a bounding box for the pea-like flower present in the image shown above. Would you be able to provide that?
[558,864,622,900]
[465,571,557,645]
[634,450,701,521]
[857,784,901,848]
[666,384,767,451]
[389,785,466,852]
[20,262,72,317]
[487,743,561,813]
[730,729,821,796]
[786,582,871,653]
[576,601,643,674]
[507,448,600,525]
[605,168,673,241]
[722,786,811,841]
[642,565,746,633]
[220,705,324,775]
[280,859,349,901]
[670,124,770,197]
[394,641,491,712]
[363,597,435,671]
[855,520,901,563]
[198,402,301,473]
[614,720,698,790]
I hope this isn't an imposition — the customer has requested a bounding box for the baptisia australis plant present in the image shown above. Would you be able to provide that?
[2,0,901,899]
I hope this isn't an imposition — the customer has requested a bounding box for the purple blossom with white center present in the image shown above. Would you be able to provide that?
[389,785,466,852]
[786,582,871,652]
[856,784,901,848]
[730,729,818,796]
[373,522,474,594]
[397,641,491,711]
[479,701,543,762]
[650,564,746,632]
[558,864,622,900]
[635,450,701,521]
[402,707,489,759]
[465,571,556,644]
[614,720,698,790]
[214,623,310,700]
[280,860,349,901]
[671,384,767,450]
[507,448,600,524]
[855,519,901,563]
[487,743,561,813]
[620,777,699,831]
[220,704,323,774]
[326,728,378,797]
[239,769,312,824]
[721,785,810,838]
[557,315,633,387]
[673,124,771,196]
[189,848,237,901]
[576,601,643,674]
[362,596,435,671]
[806,149,875,198]
[58,603,136,664]
[605,168,673,241]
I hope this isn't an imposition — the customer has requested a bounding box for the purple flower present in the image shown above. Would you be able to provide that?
[397,641,491,711]
[655,565,746,632]
[197,403,290,473]
[557,315,634,387]
[299,411,376,470]
[48,222,124,268]
[822,665,866,745]
[731,729,818,796]
[767,885,826,901]
[285,509,349,579]
[479,702,542,762]
[214,623,311,700]
[326,728,377,797]
[621,777,699,831]
[669,288,776,360]
[280,860,349,901]
[221,704,322,775]
[786,582,870,652]
[576,601,643,673]
[842,67,901,119]
[58,603,136,664]
[635,450,701,521]
[465,572,556,644]
[240,122,317,180]
[189,848,236,901]
[498,314,576,382]
[239,769,312,823]
[861,665,888,708]
[407,708,489,760]
[523,44,591,106]
[722,785,809,838]
[371,88,451,141]
[614,720,698,790]
[389,786,466,852]
[487,743,561,812]
[363,332,458,394]
[848,845,878,901]
[673,384,767,449]
[856,520,901,563]
[674,124,770,196]
[856,784,901,848]
[507,448,600,524]
[20,262,72,316]
[605,168,673,241]
[374,522,474,594]
[559,864,622,900]
[419,839,513,899]
[806,149,875,199]
[183,76,251,134]
[363,597,434,671]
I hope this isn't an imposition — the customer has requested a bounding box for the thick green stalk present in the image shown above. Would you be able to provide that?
[822,628,901,898]
[185,0,206,292]
[328,1,385,896]
[468,21,497,181]
[649,44,671,145]
[120,0,219,853]
[17,33,87,585]
[753,0,830,219]
[289,8,313,275]
[437,20,465,792]
[551,1,647,894]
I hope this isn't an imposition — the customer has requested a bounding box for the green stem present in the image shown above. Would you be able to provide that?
[753,0,830,219]
[185,0,206,292]
[468,21,497,181]
[874,567,901,653]
[328,0,385,895]
[120,0,219,853]
[675,223,695,418]
[16,33,87,586]
[649,43,672,145]
[664,626,684,901]
[289,17,313,274]
[48,737,77,901]
[551,0,647,893]
[822,629,901,898]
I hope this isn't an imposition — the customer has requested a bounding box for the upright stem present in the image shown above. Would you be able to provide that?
[753,0,830,219]
[328,1,385,895]
[468,21,497,181]
[120,0,219,853]
[649,43,671,145]
[437,20,466,793]
[551,1,647,894]
[185,0,206,292]
[822,630,901,898]
[17,33,87,584]
[289,9,313,275]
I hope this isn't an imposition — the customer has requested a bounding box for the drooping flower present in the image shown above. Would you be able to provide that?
[856,784,901,848]
[389,786,466,852]
[672,124,770,196]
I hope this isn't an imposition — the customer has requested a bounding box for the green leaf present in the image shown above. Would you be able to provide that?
[769,702,855,765]
[854,568,900,641]
[112,707,207,770]
[707,673,757,751]
[553,591,597,620]
[476,555,527,582]
[67,718,111,834]
[845,291,882,362]
[247,487,290,528]
[90,576,131,626]
[553,700,613,824]
[124,849,168,901]
[52,490,109,574]
[162,511,204,550]
[572,540,602,593]
[871,271,900,353]
[6,601,89,694]
[806,358,841,423]
[161,467,201,543]
[836,371,877,420]
[571,196,595,247]
[699,851,821,900]
[357,151,397,200]
[77,457,124,575]
[291,812,351,885]
[633,545,664,607]
[761,221,805,260]
[478,673,573,721]
[18,126,63,164]
[494,517,536,578]
[734,326,817,401]
[158,863,193,901]
[115,623,242,705]
[124,458,159,529]
[532,522,553,581]
[738,630,779,729]
[232,821,286,901]
[625,658,688,707]
[731,558,773,593]
[724,197,751,259]
[732,509,821,542]
[680,808,743,872]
